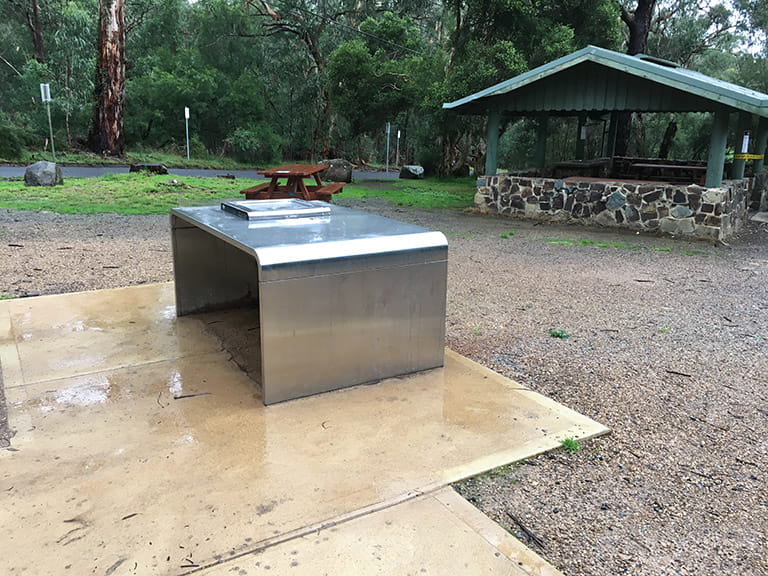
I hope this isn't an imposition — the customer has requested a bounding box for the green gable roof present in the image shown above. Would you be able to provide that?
[443,45,768,118]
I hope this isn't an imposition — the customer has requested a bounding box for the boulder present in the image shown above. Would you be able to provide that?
[24,161,63,186]
[129,163,168,175]
[320,158,352,183]
[399,165,424,179]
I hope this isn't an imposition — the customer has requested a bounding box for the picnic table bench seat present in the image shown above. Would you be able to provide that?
[240,180,345,202]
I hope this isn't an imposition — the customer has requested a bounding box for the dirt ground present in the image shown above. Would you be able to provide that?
[1,198,767,576]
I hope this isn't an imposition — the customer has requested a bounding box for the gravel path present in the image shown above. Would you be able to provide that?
[1,200,767,575]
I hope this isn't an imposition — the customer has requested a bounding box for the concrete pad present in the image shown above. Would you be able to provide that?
[0,284,607,575]
[199,487,564,576]
[4,284,213,386]
[750,211,768,223]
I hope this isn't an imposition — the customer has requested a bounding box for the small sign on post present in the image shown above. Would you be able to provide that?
[184,106,190,160]
[39,83,55,160]
[742,130,751,154]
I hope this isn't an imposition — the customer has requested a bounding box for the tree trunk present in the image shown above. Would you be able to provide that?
[622,0,656,55]
[615,0,657,156]
[27,0,45,63]
[657,120,677,158]
[90,0,125,156]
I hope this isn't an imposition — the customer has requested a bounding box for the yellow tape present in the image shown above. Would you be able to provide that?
[733,153,764,160]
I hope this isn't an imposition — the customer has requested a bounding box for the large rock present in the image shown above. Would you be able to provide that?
[399,165,424,179]
[24,161,63,186]
[320,158,352,183]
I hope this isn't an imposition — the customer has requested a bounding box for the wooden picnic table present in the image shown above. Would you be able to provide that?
[240,163,345,202]
[630,162,706,184]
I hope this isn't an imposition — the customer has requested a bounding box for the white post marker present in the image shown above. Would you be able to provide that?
[39,83,55,161]
[742,131,750,154]
[185,106,190,160]
[396,129,401,167]
[385,122,391,173]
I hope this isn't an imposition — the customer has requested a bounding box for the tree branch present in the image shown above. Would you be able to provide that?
[0,53,22,76]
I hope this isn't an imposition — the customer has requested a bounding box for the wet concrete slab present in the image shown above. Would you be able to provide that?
[200,487,564,576]
[0,284,607,575]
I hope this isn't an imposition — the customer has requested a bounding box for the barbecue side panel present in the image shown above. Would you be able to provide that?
[259,255,447,405]
[171,215,259,315]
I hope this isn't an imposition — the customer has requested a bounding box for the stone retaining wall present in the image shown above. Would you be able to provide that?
[475,175,751,241]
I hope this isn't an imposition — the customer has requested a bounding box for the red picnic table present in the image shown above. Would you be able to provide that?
[240,163,345,202]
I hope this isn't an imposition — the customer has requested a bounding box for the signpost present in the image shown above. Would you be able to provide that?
[385,122,391,173]
[396,129,401,167]
[184,107,190,160]
[39,83,55,161]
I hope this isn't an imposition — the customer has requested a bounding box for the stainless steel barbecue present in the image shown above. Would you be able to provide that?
[171,200,448,404]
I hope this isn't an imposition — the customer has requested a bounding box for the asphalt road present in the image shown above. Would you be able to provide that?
[0,165,399,180]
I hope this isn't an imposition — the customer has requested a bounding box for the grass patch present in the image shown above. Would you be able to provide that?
[0,173,476,215]
[343,177,475,209]
[0,293,16,300]
[549,329,570,339]
[543,237,636,249]
[0,173,254,215]
[500,231,516,239]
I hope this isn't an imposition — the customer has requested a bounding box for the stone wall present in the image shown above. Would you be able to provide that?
[475,175,752,241]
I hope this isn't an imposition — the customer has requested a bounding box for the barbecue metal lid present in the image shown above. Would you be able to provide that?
[221,199,331,220]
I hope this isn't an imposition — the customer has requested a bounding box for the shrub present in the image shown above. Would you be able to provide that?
[225,123,282,164]
[0,119,24,160]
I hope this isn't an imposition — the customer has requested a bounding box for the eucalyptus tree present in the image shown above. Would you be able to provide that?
[89,0,125,156]
[437,0,622,174]
[5,0,51,62]
[242,0,378,158]
[326,12,429,161]
[733,0,768,54]
[50,0,96,148]
[122,0,281,162]
[615,1,740,158]
[647,0,734,67]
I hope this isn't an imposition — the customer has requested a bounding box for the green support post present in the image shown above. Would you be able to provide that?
[732,112,753,180]
[485,108,501,176]
[705,109,730,188]
[535,115,548,170]
[754,116,768,174]
[575,114,587,160]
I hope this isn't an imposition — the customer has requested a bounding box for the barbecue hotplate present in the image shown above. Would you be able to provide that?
[221,199,331,220]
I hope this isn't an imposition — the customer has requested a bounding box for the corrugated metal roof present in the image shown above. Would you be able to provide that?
[443,45,768,117]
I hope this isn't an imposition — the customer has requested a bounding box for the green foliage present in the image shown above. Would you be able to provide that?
[225,124,282,164]
[648,1,735,67]
[445,40,527,102]
[342,177,476,209]
[0,0,764,169]
[0,116,24,160]
[560,437,580,452]
[549,329,571,339]
[327,12,427,157]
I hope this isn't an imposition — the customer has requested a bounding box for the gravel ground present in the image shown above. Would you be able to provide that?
[1,200,767,575]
